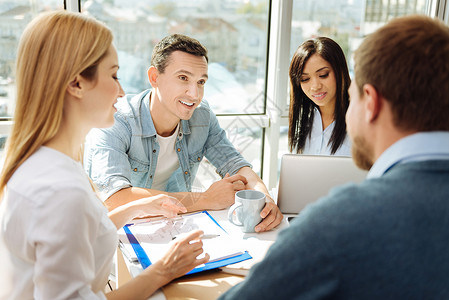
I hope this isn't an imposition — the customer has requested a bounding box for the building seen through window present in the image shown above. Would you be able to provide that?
[82,0,269,115]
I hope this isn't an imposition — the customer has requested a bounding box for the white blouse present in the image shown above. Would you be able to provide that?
[0,146,117,299]
[302,107,351,156]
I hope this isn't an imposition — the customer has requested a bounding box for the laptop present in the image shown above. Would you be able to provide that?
[277,154,368,215]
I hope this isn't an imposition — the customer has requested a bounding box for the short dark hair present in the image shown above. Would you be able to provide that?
[151,34,208,73]
[354,15,449,131]
[288,37,350,154]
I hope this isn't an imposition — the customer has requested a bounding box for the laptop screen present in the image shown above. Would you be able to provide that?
[277,154,367,214]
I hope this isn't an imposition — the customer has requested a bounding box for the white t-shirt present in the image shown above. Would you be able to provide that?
[0,146,117,300]
[151,125,181,191]
[302,107,351,156]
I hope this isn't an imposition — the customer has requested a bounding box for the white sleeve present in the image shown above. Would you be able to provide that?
[29,187,107,300]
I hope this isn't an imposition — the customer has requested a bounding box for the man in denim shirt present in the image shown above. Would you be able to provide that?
[85,34,282,232]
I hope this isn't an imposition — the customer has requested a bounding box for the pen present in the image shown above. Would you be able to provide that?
[171,234,220,240]
[201,234,220,239]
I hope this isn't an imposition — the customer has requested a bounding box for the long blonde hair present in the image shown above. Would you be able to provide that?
[0,11,113,199]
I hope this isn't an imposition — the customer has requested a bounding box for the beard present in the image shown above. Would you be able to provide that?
[351,135,374,171]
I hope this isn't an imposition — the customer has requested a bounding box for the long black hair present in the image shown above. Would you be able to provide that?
[288,37,350,154]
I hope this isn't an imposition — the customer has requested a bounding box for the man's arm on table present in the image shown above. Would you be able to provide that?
[236,166,283,232]
[104,173,247,212]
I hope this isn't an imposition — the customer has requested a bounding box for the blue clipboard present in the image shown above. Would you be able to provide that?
[123,211,252,275]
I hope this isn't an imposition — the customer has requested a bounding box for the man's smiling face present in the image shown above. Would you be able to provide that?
[152,51,208,122]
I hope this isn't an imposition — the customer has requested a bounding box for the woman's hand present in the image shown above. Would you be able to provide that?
[132,194,187,219]
[107,230,209,300]
[145,230,210,286]
[108,194,187,229]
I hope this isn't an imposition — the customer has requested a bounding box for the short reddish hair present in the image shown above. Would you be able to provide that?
[354,15,449,131]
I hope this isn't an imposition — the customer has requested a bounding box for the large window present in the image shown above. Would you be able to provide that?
[82,0,269,115]
[0,0,63,150]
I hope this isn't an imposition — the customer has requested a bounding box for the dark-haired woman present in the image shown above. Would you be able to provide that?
[288,37,351,156]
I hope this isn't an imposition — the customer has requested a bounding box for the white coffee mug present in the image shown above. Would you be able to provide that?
[228,190,266,233]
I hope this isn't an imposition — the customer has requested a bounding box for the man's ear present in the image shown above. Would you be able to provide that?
[363,83,382,123]
[147,66,159,88]
[66,75,83,99]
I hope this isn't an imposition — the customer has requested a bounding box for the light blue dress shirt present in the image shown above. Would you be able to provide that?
[84,89,251,199]
[302,107,351,156]
[368,131,449,179]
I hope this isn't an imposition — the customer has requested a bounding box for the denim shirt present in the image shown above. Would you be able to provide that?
[84,89,251,199]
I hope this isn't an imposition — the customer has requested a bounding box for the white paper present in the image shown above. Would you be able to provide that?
[127,212,245,263]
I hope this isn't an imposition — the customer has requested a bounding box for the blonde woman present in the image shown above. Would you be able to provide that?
[0,11,209,299]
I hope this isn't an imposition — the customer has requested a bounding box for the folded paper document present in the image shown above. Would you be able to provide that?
[118,211,252,275]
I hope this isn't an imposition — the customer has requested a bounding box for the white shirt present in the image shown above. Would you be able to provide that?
[302,107,351,156]
[0,146,117,299]
[151,125,181,191]
[368,131,449,179]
